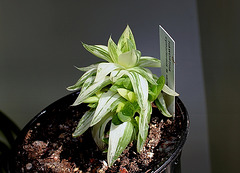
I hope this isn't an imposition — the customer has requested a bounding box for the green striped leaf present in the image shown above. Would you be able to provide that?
[162,84,179,96]
[92,113,113,150]
[117,25,136,52]
[82,43,112,62]
[67,68,96,91]
[72,77,112,106]
[129,67,157,85]
[107,121,134,166]
[94,63,119,82]
[80,76,95,94]
[155,92,172,117]
[137,101,152,152]
[138,56,161,67]
[72,109,95,137]
[126,72,149,113]
[90,91,122,126]
[75,63,98,72]
[108,37,120,63]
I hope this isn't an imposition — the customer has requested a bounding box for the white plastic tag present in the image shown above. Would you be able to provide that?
[159,25,175,116]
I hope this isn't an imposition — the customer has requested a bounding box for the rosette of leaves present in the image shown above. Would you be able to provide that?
[67,25,179,166]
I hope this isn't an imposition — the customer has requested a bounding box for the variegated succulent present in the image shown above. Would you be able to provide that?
[67,25,178,166]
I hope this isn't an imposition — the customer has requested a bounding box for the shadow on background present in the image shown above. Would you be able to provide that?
[197,0,240,172]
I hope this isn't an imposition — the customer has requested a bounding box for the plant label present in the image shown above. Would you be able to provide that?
[159,25,175,116]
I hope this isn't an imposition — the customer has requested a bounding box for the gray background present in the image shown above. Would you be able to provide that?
[1,0,238,172]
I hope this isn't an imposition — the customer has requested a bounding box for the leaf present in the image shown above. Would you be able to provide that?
[117,88,129,100]
[111,99,125,112]
[117,25,136,52]
[115,77,126,85]
[83,96,99,103]
[126,72,149,113]
[162,84,179,96]
[112,113,122,125]
[80,76,95,94]
[82,43,112,62]
[127,92,136,102]
[92,113,113,150]
[94,63,119,82]
[148,76,165,101]
[117,102,135,122]
[138,56,161,67]
[90,91,122,126]
[107,121,134,166]
[75,63,99,72]
[72,77,112,106]
[155,92,172,117]
[110,85,119,93]
[67,68,96,91]
[117,88,136,102]
[123,77,133,91]
[116,102,124,113]
[87,103,98,108]
[117,50,140,68]
[72,109,95,137]
[108,37,119,63]
[137,101,152,152]
[110,69,127,82]
[129,67,157,85]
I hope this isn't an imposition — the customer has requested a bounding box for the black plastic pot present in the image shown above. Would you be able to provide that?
[155,97,189,173]
[10,91,189,173]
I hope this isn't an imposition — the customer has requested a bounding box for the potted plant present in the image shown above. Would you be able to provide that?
[11,26,189,173]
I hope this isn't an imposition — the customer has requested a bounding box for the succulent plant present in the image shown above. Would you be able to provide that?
[67,25,178,166]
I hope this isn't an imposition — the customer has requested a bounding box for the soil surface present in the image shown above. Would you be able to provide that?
[14,100,184,173]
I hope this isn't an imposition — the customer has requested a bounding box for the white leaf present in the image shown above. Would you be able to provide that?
[126,72,148,113]
[72,109,95,137]
[138,56,161,67]
[67,68,96,91]
[94,63,119,83]
[129,67,157,85]
[108,37,120,63]
[162,84,179,96]
[72,77,111,106]
[75,63,98,72]
[91,113,113,150]
[117,25,136,52]
[155,92,172,117]
[107,121,133,166]
[80,76,95,94]
[82,43,112,62]
[137,101,152,152]
[95,45,108,52]
[90,90,121,126]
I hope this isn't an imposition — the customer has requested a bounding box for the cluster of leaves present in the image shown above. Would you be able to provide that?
[67,26,178,166]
